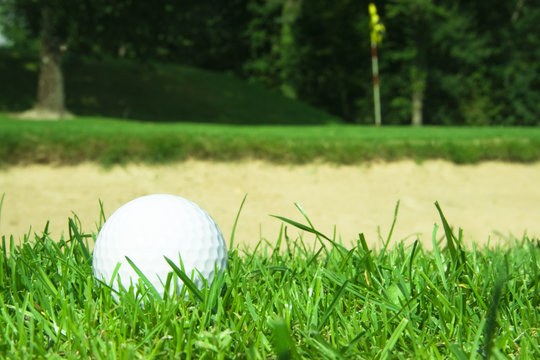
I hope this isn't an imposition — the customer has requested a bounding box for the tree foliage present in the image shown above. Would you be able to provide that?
[1,0,538,125]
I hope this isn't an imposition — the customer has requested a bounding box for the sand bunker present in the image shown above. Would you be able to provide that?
[1,160,539,250]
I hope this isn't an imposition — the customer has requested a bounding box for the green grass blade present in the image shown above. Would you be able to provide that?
[270,215,331,241]
[294,202,317,232]
[379,318,408,359]
[68,217,91,262]
[270,317,298,360]
[319,280,349,330]
[435,201,458,260]
[294,202,349,253]
[163,256,203,302]
[379,200,400,259]
[97,199,106,230]
[0,193,5,232]
[408,239,419,296]
[125,256,162,301]
[272,224,284,260]
[307,330,347,359]
[483,279,504,359]
[229,194,247,250]
[270,214,348,253]
[431,224,448,290]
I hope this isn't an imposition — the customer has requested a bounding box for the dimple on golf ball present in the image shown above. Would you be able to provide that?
[92,194,227,297]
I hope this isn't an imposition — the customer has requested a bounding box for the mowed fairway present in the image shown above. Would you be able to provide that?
[0,160,539,249]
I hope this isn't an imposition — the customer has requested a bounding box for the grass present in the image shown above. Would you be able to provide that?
[1,202,538,358]
[2,49,539,165]
[0,49,337,125]
[1,115,540,166]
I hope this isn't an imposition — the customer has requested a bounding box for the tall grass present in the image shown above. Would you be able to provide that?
[1,203,538,358]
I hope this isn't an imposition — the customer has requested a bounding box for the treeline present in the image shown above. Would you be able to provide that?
[2,0,539,125]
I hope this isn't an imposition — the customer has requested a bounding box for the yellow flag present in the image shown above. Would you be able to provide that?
[369,3,385,45]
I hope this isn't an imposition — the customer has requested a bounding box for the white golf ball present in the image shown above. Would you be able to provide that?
[92,194,227,298]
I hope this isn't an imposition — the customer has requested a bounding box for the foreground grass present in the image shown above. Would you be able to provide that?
[2,115,540,166]
[1,204,538,358]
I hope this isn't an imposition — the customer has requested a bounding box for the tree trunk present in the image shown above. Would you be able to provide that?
[279,0,302,99]
[19,5,71,120]
[411,85,423,126]
[410,66,426,127]
[409,3,429,127]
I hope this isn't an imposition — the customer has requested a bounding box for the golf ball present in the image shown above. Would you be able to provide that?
[92,194,227,298]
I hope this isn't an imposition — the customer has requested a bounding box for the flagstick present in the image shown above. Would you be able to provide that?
[371,42,382,127]
[369,3,384,127]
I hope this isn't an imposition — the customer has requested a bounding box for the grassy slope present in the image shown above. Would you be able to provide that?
[0,209,538,358]
[0,50,338,125]
[1,115,540,165]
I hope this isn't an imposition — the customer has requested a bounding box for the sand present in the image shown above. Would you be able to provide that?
[1,160,539,250]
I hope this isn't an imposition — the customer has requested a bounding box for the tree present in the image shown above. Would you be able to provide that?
[244,0,303,98]
[428,1,495,125]
[279,0,302,98]
[383,0,501,126]
[295,0,372,122]
[385,0,439,126]
[503,0,540,125]
[3,0,539,126]
[3,0,98,120]
[24,2,70,119]
[465,0,540,126]
[3,0,251,120]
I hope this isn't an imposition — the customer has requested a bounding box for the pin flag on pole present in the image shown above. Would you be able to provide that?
[369,3,385,127]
